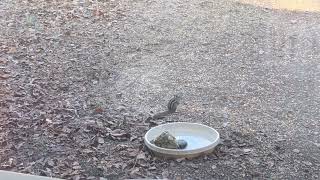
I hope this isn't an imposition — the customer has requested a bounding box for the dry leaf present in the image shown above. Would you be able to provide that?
[98,137,105,144]
[130,167,140,176]
[136,152,146,160]
[47,159,55,167]
[8,46,17,53]
[94,107,104,114]
[148,166,156,171]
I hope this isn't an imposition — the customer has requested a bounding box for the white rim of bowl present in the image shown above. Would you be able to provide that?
[144,122,220,155]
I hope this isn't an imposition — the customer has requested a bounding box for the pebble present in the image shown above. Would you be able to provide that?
[223,122,229,127]
[116,93,122,98]
[148,166,156,170]
[290,20,297,24]
[97,137,104,144]
[292,149,300,153]
[303,161,312,166]
[258,49,265,55]
[243,148,252,153]
[176,158,185,163]
[188,163,199,169]
[276,138,286,142]
[177,139,188,149]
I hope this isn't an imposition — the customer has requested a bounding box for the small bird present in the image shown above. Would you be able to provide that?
[152,95,182,120]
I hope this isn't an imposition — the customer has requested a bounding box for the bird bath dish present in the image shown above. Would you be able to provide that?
[144,122,220,158]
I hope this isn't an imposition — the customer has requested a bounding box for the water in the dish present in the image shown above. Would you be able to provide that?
[176,135,212,150]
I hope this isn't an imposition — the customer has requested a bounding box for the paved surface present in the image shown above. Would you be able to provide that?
[0,170,61,180]
[237,0,320,12]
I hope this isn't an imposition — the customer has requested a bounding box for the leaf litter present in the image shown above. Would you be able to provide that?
[1,0,319,180]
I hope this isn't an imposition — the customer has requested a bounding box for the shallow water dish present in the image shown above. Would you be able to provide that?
[144,122,220,158]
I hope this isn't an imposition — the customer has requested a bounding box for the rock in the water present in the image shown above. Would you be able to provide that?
[152,131,188,149]
[177,139,188,149]
[153,131,179,149]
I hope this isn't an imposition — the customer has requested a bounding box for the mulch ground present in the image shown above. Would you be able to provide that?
[1,0,319,179]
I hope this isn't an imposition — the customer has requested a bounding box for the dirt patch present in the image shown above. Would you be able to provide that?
[1,0,320,179]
